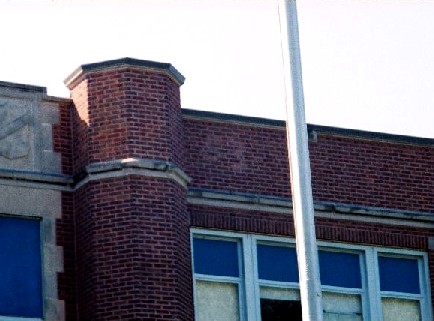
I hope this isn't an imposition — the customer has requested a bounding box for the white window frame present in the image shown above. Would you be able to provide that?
[191,233,247,320]
[373,248,432,321]
[191,228,433,321]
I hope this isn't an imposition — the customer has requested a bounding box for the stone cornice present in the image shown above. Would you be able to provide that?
[64,57,185,89]
[0,158,192,191]
[0,165,432,227]
[182,108,434,146]
[0,168,72,187]
[0,80,47,94]
[77,158,192,190]
[187,189,434,228]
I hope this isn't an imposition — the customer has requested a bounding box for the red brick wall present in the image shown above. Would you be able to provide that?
[189,204,429,250]
[67,63,192,320]
[53,100,74,175]
[310,134,434,212]
[54,58,434,320]
[53,100,77,321]
[184,116,434,309]
[183,118,290,196]
[70,68,183,175]
[75,176,193,321]
[183,117,434,213]
[70,79,90,176]
[56,192,77,321]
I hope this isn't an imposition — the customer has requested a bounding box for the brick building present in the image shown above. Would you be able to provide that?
[0,57,432,321]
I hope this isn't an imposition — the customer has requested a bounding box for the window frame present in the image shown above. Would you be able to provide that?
[0,213,54,321]
[0,215,44,321]
[191,228,433,321]
[0,318,41,321]
[373,248,432,321]
[191,232,248,321]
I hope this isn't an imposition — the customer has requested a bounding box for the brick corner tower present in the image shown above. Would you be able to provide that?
[65,57,193,320]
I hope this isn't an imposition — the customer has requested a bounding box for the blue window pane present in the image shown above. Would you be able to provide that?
[319,251,361,288]
[0,217,42,318]
[257,244,298,282]
[193,238,239,277]
[379,256,420,294]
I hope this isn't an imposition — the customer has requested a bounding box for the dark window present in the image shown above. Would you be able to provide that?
[379,256,420,294]
[193,238,239,277]
[257,244,298,282]
[0,216,42,318]
[261,299,302,321]
[319,250,362,288]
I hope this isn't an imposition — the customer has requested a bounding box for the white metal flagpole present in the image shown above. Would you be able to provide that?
[278,1,323,320]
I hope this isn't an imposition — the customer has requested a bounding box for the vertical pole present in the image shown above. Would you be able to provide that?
[278,1,323,320]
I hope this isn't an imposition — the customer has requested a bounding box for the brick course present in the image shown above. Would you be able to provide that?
[189,204,430,250]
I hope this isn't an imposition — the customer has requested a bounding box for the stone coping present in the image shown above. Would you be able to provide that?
[0,80,47,94]
[0,165,432,223]
[64,57,185,89]
[0,166,432,227]
[182,108,434,146]
[187,188,434,224]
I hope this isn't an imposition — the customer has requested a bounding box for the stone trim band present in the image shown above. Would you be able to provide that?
[0,159,432,227]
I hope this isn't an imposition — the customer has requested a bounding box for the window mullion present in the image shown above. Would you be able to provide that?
[191,230,431,321]
[420,254,432,321]
[243,235,259,321]
[365,248,382,321]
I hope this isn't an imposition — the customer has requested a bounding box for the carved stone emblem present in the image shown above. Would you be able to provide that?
[0,102,31,160]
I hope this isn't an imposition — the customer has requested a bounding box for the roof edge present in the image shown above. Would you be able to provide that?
[64,57,185,89]
[181,108,434,146]
[0,80,47,94]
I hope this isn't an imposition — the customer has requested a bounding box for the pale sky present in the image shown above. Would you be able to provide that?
[1,0,434,138]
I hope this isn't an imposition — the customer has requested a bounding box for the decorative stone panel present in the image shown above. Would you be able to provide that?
[0,82,61,173]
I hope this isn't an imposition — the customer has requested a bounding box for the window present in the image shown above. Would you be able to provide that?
[191,230,432,321]
[0,216,43,320]
[379,255,424,321]
[257,243,301,321]
[192,237,243,321]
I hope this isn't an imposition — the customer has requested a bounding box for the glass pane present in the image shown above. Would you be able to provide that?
[379,256,420,294]
[319,251,361,288]
[196,280,240,321]
[260,287,301,321]
[323,292,363,321]
[382,298,421,321]
[0,217,42,318]
[257,244,298,282]
[260,286,300,301]
[193,238,239,277]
